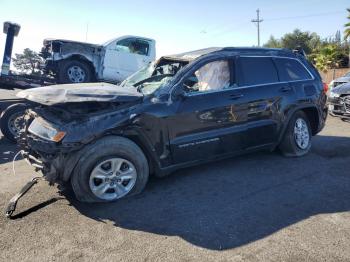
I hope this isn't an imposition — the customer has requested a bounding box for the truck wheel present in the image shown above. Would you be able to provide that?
[58,60,93,84]
[0,103,30,143]
[278,111,312,157]
[71,136,149,203]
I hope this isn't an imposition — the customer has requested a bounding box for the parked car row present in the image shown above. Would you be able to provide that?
[329,71,350,89]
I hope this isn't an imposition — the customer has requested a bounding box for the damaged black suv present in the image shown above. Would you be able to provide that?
[17,47,327,203]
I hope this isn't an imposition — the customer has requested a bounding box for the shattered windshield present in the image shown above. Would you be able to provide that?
[121,58,188,95]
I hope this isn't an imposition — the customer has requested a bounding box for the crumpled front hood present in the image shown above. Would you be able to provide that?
[17,83,143,105]
[43,38,102,49]
[332,82,350,95]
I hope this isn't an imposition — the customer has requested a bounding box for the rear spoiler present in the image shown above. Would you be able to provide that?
[292,46,306,57]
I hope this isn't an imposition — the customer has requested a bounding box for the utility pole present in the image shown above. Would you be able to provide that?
[85,22,89,42]
[251,9,263,47]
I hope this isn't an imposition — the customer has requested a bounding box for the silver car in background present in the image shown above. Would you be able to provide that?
[329,71,350,89]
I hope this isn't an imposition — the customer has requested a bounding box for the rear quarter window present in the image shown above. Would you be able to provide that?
[238,57,279,86]
[274,58,312,81]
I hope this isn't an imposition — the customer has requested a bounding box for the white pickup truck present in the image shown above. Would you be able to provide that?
[41,36,156,84]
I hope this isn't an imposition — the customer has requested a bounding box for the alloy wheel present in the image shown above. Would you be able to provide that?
[294,118,310,150]
[89,158,137,201]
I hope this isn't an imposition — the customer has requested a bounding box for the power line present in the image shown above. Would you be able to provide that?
[251,9,263,47]
[264,10,344,22]
[201,10,344,40]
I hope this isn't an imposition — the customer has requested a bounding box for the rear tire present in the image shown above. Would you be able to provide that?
[71,136,149,203]
[279,111,312,157]
[57,60,93,84]
[0,103,30,143]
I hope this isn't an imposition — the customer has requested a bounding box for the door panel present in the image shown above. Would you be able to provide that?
[234,56,289,149]
[168,89,247,164]
[103,39,151,81]
[232,83,286,149]
[103,49,148,81]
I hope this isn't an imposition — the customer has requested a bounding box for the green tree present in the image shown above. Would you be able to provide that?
[263,29,321,54]
[345,8,350,39]
[12,48,43,75]
[344,8,350,68]
[263,36,282,48]
[263,29,349,67]
[335,30,341,44]
[280,29,320,54]
[314,44,341,73]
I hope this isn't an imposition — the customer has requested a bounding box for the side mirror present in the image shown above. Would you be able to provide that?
[172,86,187,100]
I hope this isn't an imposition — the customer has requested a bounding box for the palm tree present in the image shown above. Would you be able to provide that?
[345,8,350,68]
[345,8,350,39]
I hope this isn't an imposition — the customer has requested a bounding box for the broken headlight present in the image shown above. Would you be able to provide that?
[329,90,340,98]
[28,118,66,142]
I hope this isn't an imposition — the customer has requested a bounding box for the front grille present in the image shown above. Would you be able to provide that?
[328,97,341,104]
[344,96,350,112]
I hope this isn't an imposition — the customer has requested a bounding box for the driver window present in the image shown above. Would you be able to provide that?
[183,60,230,93]
[116,38,149,56]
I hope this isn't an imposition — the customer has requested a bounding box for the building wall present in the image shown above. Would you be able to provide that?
[320,68,349,84]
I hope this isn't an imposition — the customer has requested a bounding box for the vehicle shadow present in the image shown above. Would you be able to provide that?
[67,134,350,251]
[9,197,65,220]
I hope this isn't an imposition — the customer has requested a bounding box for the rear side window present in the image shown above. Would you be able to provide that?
[238,57,279,86]
[274,58,312,81]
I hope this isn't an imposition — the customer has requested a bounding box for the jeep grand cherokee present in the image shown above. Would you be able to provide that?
[16,47,327,203]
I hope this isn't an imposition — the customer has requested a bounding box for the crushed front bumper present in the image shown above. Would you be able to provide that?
[5,177,42,218]
[327,96,350,119]
[18,130,77,184]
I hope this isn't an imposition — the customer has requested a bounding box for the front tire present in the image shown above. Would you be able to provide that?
[0,103,30,143]
[58,60,93,84]
[279,111,312,157]
[71,136,149,203]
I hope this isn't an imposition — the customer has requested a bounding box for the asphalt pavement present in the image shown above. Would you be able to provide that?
[0,115,349,262]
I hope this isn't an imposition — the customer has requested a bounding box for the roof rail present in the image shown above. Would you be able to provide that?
[292,46,306,57]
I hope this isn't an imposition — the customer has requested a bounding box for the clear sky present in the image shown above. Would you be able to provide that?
[0,0,349,61]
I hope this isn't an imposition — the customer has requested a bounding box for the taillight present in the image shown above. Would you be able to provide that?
[323,83,328,93]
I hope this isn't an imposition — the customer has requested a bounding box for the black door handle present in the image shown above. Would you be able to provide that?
[229,93,244,100]
[279,86,292,92]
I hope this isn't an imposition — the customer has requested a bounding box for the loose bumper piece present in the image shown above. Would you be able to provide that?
[5,177,41,218]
